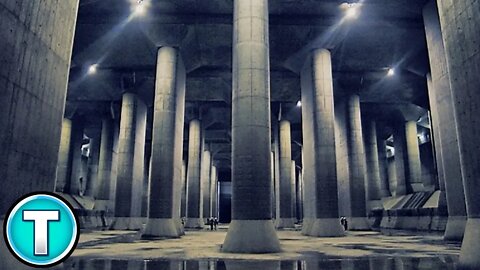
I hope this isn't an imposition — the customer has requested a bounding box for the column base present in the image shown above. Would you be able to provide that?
[301,218,345,237]
[275,218,296,229]
[185,218,204,229]
[222,220,281,253]
[110,217,145,230]
[459,218,480,269]
[94,199,114,212]
[444,216,466,241]
[143,218,182,238]
[348,217,371,231]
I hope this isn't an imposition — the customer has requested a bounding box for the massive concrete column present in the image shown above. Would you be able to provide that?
[291,160,297,223]
[300,49,344,237]
[364,120,383,210]
[423,1,466,241]
[186,119,204,228]
[275,120,295,228]
[144,47,185,237]
[85,135,101,197]
[210,165,218,218]
[201,150,212,219]
[112,93,147,230]
[377,136,392,197]
[223,0,281,253]
[181,160,187,218]
[0,1,79,267]
[393,123,408,195]
[68,119,85,195]
[405,121,424,192]
[436,1,480,266]
[56,118,73,193]
[346,94,369,230]
[95,118,115,211]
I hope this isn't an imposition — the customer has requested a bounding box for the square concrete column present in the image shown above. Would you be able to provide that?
[436,1,480,267]
[363,120,383,210]
[143,47,186,237]
[201,149,212,219]
[393,123,409,196]
[275,120,295,228]
[210,165,218,218]
[291,160,297,223]
[222,0,281,253]
[69,118,85,195]
[300,49,344,237]
[112,93,147,230]
[95,118,116,211]
[345,94,369,230]
[85,133,101,197]
[405,121,424,192]
[377,136,392,198]
[185,119,204,228]
[181,160,187,218]
[55,118,74,193]
[423,0,466,241]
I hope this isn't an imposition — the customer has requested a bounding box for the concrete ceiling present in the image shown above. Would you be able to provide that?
[67,0,432,172]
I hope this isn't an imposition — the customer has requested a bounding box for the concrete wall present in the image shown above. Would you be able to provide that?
[0,1,79,267]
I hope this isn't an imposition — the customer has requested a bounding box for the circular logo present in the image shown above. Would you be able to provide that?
[3,192,79,267]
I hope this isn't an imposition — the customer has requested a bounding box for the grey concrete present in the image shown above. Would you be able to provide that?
[186,119,204,228]
[363,120,383,210]
[69,118,85,195]
[335,98,352,218]
[223,0,281,253]
[405,121,424,192]
[210,165,218,218]
[300,49,344,237]
[85,135,101,197]
[201,150,212,219]
[181,160,187,218]
[291,160,297,223]
[144,47,186,238]
[56,118,73,193]
[272,121,281,219]
[95,118,116,211]
[423,0,466,241]
[377,137,392,197]
[275,120,295,228]
[112,93,147,230]
[346,94,369,230]
[437,0,480,267]
[393,123,409,196]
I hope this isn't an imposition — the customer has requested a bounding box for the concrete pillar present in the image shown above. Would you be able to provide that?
[346,94,369,230]
[393,123,408,196]
[271,151,276,218]
[181,161,187,218]
[0,1,79,267]
[95,118,115,211]
[186,119,204,228]
[405,121,424,192]
[275,120,295,228]
[291,160,297,223]
[222,0,281,253]
[423,1,466,241]
[377,137,392,197]
[363,120,383,209]
[55,118,73,193]
[297,170,304,222]
[69,119,85,195]
[437,1,480,266]
[112,93,147,230]
[201,150,212,219]
[210,165,218,218]
[272,121,281,219]
[85,135,101,197]
[144,47,185,237]
[300,49,344,237]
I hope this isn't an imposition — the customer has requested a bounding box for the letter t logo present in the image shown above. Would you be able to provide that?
[23,210,60,256]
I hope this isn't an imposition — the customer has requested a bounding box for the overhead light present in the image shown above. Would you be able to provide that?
[88,64,98,75]
[296,100,302,107]
[133,1,146,16]
[387,68,395,76]
[341,3,361,20]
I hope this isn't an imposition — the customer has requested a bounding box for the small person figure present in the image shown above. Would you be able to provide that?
[214,217,218,230]
[209,217,214,231]
[340,217,348,231]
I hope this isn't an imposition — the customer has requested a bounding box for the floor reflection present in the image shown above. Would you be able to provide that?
[63,256,458,270]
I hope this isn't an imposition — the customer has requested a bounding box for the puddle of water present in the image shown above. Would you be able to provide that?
[62,256,459,270]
